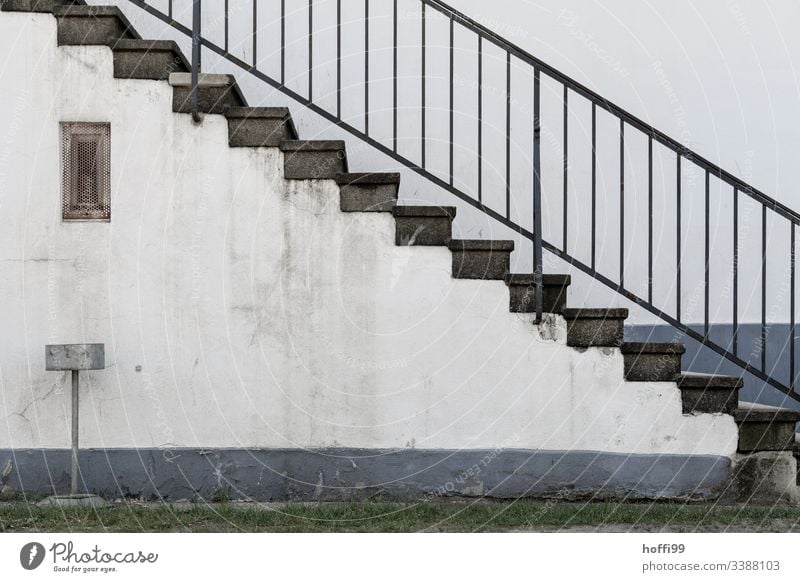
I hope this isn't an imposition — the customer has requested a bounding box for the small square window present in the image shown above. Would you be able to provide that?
[61,122,110,220]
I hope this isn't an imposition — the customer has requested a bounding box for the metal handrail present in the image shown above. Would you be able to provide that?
[125,0,800,403]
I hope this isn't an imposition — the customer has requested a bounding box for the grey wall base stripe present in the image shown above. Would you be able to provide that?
[0,448,731,501]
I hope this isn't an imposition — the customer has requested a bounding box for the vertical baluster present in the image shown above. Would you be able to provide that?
[364,0,368,133]
[252,0,257,68]
[309,0,313,99]
[168,0,173,20]
[563,86,568,252]
[733,187,739,355]
[336,0,340,117]
[619,119,625,286]
[281,0,286,86]
[449,16,454,186]
[676,155,682,321]
[704,169,710,338]
[477,35,482,204]
[505,51,511,219]
[591,103,596,270]
[224,0,228,53]
[789,222,797,390]
[190,0,201,122]
[648,135,653,304]
[762,206,767,372]
[421,1,426,169]
[533,68,543,323]
[393,0,398,153]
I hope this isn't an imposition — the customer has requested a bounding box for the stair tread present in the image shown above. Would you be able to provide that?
[734,402,800,423]
[676,373,744,389]
[562,307,628,319]
[53,4,140,38]
[335,172,401,185]
[280,140,345,151]
[505,273,571,286]
[620,341,685,354]
[392,205,456,218]
[449,239,514,252]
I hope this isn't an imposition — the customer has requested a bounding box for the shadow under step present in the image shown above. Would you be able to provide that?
[392,205,456,245]
[676,373,742,415]
[53,5,139,46]
[113,39,189,80]
[562,308,628,347]
[450,239,514,280]
[226,107,298,147]
[734,403,800,453]
[621,342,685,382]
[280,140,347,179]
[505,274,571,314]
[169,72,247,114]
[336,173,400,212]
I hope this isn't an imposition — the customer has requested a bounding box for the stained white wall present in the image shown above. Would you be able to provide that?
[0,11,737,457]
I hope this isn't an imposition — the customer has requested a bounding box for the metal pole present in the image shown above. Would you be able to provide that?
[70,370,79,496]
[191,0,201,122]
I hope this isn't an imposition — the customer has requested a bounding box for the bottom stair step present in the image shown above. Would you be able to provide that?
[794,434,800,485]
[734,402,800,453]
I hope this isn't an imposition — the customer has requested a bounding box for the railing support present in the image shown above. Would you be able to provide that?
[191,0,201,123]
[533,69,543,324]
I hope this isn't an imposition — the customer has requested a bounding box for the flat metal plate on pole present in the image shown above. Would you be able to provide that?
[40,343,107,507]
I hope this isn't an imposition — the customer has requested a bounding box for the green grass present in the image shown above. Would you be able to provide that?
[1,501,800,532]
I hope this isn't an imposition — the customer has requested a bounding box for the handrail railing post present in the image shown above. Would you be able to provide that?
[191,0,201,123]
[533,69,543,324]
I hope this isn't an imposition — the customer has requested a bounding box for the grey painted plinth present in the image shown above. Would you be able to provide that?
[0,448,731,502]
[38,494,107,508]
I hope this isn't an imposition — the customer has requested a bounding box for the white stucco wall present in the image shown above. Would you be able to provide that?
[0,11,737,458]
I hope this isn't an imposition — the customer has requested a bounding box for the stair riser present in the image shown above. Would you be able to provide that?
[395,216,452,246]
[566,319,624,348]
[57,15,132,46]
[737,422,797,453]
[114,50,187,80]
[681,389,739,415]
[1,0,61,11]
[452,251,511,280]
[508,284,568,314]
[341,183,398,212]
[172,86,243,115]
[623,353,682,382]
[228,117,295,148]
[283,150,346,180]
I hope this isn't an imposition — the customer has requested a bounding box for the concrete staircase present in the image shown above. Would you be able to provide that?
[2,0,798,502]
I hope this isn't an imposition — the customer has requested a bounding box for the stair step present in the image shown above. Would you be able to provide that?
[562,308,628,348]
[392,205,456,246]
[226,107,298,147]
[450,239,514,280]
[505,274,571,314]
[793,434,800,486]
[53,5,139,46]
[620,342,685,382]
[0,0,82,12]
[734,402,800,453]
[169,73,247,114]
[335,173,400,212]
[112,39,189,80]
[280,140,348,179]
[676,373,742,415]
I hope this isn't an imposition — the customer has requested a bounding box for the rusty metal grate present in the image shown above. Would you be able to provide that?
[61,122,111,220]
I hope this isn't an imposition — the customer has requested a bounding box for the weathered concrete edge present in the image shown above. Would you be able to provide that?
[0,448,731,502]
